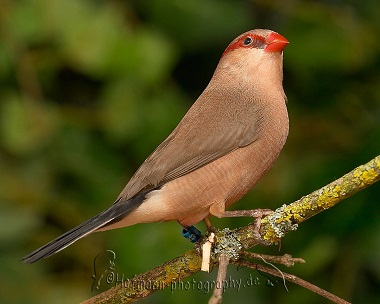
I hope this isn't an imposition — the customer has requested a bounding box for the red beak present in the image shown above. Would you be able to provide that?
[264,32,289,53]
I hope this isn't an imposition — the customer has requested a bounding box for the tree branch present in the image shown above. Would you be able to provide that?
[84,249,202,304]
[258,154,380,245]
[231,260,350,304]
[208,254,229,304]
[83,154,380,303]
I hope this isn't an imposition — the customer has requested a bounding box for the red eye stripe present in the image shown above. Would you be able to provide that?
[222,34,265,57]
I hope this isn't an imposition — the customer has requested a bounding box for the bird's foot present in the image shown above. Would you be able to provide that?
[222,209,273,246]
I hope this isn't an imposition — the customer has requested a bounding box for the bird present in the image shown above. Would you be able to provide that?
[21,29,289,264]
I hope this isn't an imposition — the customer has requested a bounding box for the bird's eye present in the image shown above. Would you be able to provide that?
[243,37,253,46]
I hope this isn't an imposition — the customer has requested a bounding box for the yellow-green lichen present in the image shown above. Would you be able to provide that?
[316,187,340,209]
[376,158,380,169]
[162,253,199,283]
[259,157,380,249]
[353,167,378,186]
[262,226,280,243]
[265,204,299,240]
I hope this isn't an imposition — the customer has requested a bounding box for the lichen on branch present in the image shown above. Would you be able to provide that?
[259,155,380,244]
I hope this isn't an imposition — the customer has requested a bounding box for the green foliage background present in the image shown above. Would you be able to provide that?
[1,0,380,303]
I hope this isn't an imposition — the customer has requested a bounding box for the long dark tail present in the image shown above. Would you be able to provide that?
[21,193,146,264]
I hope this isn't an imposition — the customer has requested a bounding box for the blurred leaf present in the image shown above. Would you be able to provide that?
[0,204,40,243]
[286,2,377,74]
[136,0,253,49]
[0,92,58,155]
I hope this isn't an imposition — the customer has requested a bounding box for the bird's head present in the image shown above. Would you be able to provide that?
[216,29,289,89]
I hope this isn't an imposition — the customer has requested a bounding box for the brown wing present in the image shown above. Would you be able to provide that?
[118,88,265,200]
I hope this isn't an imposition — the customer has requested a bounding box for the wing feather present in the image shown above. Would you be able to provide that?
[119,87,265,200]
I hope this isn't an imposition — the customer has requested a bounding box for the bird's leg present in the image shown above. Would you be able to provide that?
[204,216,218,234]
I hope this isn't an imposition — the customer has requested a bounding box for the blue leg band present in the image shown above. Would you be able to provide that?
[182,226,202,243]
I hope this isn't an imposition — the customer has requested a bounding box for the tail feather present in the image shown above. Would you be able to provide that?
[21,193,146,264]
